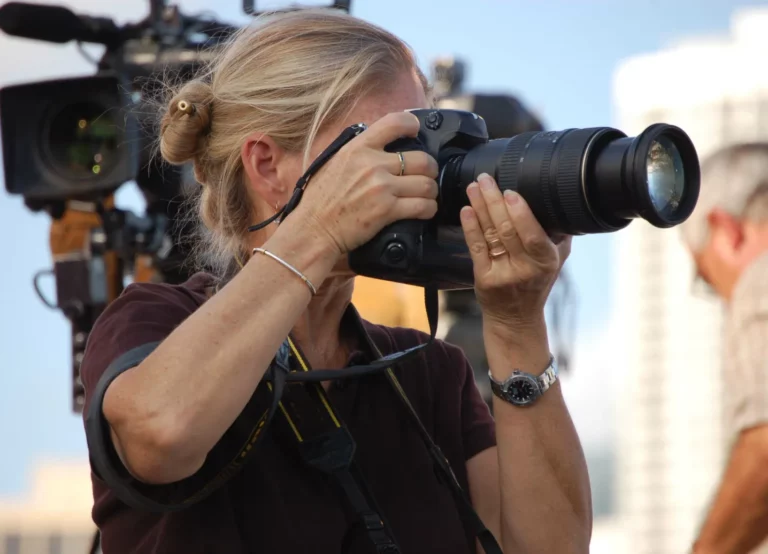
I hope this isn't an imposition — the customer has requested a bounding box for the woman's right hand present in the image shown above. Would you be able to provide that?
[292,111,439,255]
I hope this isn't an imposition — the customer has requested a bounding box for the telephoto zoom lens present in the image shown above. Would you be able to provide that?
[440,124,700,235]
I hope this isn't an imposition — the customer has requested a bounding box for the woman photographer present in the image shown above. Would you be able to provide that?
[81,9,591,554]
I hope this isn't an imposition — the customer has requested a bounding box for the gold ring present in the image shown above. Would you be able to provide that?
[489,248,507,258]
[397,151,406,176]
[487,238,507,258]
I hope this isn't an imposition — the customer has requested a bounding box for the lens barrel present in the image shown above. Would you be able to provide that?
[45,101,119,182]
[441,124,700,235]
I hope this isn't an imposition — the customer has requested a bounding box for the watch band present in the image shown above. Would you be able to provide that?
[488,356,558,406]
[537,358,559,392]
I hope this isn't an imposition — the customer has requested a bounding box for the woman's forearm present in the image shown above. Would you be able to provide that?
[103,218,339,484]
[484,317,592,554]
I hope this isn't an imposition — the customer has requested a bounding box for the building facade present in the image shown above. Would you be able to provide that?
[612,7,768,553]
[0,462,95,554]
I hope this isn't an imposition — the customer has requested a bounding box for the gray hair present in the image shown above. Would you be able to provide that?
[680,143,768,251]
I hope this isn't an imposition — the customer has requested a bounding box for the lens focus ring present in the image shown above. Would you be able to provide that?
[552,129,605,235]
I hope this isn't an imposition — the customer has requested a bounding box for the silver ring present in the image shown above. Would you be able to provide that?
[397,151,406,176]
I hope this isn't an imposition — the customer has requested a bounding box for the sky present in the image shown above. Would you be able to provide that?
[0,0,766,498]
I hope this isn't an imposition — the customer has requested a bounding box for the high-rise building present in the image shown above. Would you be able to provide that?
[612,7,768,553]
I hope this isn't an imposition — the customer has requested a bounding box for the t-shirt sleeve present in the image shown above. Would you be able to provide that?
[730,313,768,433]
[81,280,271,511]
[445,343,497,461]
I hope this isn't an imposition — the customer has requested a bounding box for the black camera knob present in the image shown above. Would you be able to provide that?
[425,111,443,130]
[384,241,407,264]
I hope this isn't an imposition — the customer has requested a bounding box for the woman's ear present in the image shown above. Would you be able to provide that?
[241,133,288,207]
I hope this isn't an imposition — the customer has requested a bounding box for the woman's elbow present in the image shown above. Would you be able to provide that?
[115,424,206,485]
[102,382,205,485]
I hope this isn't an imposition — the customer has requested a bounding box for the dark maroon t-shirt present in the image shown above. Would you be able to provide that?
[80,272,496,554]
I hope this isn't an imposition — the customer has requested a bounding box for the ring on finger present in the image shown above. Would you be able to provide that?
[487,237,507,258]
[397,152,406,176]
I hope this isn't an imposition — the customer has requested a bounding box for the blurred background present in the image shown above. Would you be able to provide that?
[1,0,767,552]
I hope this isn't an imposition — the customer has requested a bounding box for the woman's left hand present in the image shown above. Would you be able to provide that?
[460,173,572,333]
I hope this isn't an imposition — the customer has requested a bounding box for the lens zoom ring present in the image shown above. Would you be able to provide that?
[498,132,538,192]
[538,137,557,230]
[555,130,597,233]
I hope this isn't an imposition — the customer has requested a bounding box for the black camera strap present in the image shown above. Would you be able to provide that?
[275,335,401,554]
[247,122,369,233]
[274,314,503,554]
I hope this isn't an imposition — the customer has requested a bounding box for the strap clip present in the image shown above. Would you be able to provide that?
[362,512,385,531]
[298,427,356,474]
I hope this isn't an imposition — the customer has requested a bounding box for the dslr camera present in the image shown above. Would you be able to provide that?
[350,108,700,288]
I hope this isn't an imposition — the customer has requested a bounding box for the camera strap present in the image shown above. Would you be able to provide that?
[272,310,502,554]
[274,335,401,554]
[247,122,369,233]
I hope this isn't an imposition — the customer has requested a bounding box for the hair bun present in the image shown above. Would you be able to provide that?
[160,80,214,166]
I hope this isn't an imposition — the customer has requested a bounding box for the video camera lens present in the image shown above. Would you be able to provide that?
[447,123,700,235]
[45,102,119,181]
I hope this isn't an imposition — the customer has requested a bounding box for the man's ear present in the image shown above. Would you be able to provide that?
[241,133,288,207]
[708,208,745,258]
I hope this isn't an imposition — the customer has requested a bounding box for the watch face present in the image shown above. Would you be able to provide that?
[505,375,540,405]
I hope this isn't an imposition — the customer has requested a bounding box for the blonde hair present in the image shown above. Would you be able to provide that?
[157,9,427,278]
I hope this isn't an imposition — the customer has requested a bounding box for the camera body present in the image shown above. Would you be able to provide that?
[349,109,487,290]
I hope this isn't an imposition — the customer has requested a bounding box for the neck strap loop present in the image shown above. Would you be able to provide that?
[248,123,368,233]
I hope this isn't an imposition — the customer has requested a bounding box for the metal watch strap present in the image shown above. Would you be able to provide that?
[488,356,558,406]
[537,358,558,392]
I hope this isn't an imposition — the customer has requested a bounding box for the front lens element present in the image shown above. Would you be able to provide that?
[647,136,686,219]
[47,102,118,180]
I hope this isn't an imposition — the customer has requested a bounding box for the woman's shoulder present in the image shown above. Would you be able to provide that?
[122,271,216,305]
[102,271,214,322]
[93,270,216,341]
[80,272,216,395]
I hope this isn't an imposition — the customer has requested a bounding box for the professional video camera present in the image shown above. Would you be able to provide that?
[0,0,349,414]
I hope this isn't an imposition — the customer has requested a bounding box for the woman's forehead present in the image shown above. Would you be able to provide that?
[345,71,428,126]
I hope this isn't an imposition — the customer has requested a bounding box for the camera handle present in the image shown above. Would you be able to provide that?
[46,199,124,412]
[44,198,171,412]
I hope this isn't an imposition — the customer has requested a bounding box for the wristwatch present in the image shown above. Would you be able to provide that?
[488,356,558,407]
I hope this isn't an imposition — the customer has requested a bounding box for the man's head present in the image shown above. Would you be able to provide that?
[681,143,768,301]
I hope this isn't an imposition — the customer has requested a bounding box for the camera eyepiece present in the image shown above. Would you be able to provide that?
[444,122,700,235]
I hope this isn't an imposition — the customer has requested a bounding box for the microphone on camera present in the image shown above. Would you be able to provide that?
[0,2,120,47]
